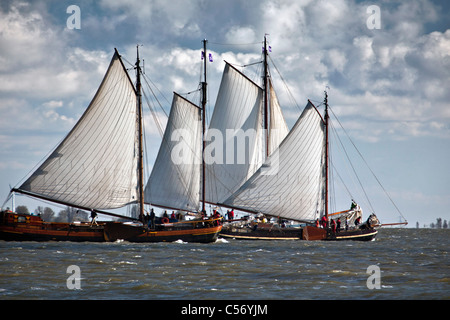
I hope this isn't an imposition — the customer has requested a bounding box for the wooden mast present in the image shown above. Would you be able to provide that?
[135,45,145,220]
[263,35,269,157]
[324,90,329,222]
[201,39,207,214]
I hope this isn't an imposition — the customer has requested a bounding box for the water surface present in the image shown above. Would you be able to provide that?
[0,228,448,299]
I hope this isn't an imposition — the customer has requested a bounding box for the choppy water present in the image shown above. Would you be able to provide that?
[0,228,448,300]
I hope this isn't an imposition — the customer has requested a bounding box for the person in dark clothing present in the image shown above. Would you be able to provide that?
[331,219,336,233]
[90,210,98,226]
[149,208,155,229]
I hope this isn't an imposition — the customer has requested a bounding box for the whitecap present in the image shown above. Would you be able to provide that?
[117,261,137,265]
[215,238,229,243]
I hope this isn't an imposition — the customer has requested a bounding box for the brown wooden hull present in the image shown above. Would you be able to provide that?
[103,221,222,243]
[0,211,105,242]
[0,211,221,243]
[220,223,377,241]
[219,224,304,240]
[324,227,378,241]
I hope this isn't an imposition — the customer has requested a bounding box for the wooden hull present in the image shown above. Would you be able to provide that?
[220,223,377,241]
[104,221,222,243]
[219,223,304,240]
[0,211,104,242]
[324,228,378,241]
[0,211,221,243]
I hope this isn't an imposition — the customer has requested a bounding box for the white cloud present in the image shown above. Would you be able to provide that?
[1,0,448,145]
[225,26,257,44]
[42,100,63,109]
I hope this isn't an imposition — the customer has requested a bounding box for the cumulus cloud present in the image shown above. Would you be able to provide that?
[1,0,449,145]
[254,0,450,141]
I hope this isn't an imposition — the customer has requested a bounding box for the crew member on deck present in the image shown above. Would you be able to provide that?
[321,215,328,229]
[90,210,98,226]
[331,219,336,233]
[213,210,221,226]
[149,208,155,229]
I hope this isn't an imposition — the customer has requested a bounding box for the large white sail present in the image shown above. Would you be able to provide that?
[268,79,289,156]
[224,101,326,222]
[144,93,201,212]
[204,62,264,204]
[19,52,139,209]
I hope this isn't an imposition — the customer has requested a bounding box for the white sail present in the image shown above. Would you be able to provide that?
[223,101,326,222]
[19,52,139,209]
[204,62,264,204]
[268,79,289,156]
[144,93,201,212]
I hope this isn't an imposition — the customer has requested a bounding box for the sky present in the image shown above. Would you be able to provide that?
[0,0,449,227]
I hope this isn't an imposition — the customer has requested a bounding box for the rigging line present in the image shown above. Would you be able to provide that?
[121,56,135,69]
[179,87,201,97]
[142,89,165,138]
[329,107,407,221]
[143,73,172,108]
[209,41,261,46]
[329,122,370,213]
[228,60,263,69]
[329,119,357,201]
[330,161,354,201]
[268,55,302,112]
[329,115,375,213]
[141,73,169,118]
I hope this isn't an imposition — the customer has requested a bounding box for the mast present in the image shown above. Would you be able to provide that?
[324,90,329,221]
[136,45,145,220]
[201,39,207,214]
[263,35,269,157]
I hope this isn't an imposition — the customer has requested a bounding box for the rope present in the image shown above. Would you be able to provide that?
[329,106,407,222]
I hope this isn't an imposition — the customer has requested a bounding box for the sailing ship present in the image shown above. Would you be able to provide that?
[0,46,221,243]
[204,36,396,241]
